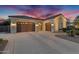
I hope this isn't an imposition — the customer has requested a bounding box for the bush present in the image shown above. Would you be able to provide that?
[66,26,75,37]
[75,28,79,35]
[62,28,66,32]
[70,30,75,37]
[0,38,3,43]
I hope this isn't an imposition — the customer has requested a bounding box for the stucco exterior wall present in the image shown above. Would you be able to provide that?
[54,15,67,32]
[9,15,67,33]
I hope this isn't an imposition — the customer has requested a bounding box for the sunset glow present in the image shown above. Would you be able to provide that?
[0,5,79,19]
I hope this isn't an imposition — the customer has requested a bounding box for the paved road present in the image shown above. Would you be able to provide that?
[1,32,79,54]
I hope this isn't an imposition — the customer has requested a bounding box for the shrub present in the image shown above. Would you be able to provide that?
[75,28,79,35]
[62,28,66,32]
[0,38,3,43]
[70,30,75,37]
[66,26,75,37]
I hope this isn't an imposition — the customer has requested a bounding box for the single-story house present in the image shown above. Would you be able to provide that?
[9,14,67,33]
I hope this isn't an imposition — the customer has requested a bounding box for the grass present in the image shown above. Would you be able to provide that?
[0,38,8,54]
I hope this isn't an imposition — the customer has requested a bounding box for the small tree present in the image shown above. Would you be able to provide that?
[0,38,3,44]
[75,16,79,35]
[70,26,75,37]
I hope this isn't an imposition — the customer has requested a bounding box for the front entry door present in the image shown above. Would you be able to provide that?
[45,22,51,31]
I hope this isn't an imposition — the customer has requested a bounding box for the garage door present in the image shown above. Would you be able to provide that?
[17,22,35,32]
[45,22,51,31]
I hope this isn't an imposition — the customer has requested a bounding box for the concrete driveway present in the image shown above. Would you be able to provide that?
[1,32,79,54]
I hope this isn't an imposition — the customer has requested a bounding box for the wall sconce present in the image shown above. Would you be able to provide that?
[75,25,78,28]
[51,23,54,26]
[11,23,16,26]
[35,24,39,26]
[38,23,41,25]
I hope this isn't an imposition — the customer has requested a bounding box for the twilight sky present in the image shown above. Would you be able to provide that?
[0,5,79,19]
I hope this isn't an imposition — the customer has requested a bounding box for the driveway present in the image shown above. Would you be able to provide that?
[0,32,79,54]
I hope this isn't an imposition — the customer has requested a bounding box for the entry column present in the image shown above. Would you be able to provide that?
[42,22,46,31]
[35,23,39,32]
[51,23,54,32]
[10,20,17,33]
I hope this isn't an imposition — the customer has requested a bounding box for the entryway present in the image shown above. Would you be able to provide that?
[35,22,43,32]
[45,22,51,31]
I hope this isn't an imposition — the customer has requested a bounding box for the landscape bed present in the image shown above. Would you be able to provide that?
[0,39,8,54]
[55,34,79,43]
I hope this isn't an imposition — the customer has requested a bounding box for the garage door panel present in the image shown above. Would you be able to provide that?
[17,22,35,32]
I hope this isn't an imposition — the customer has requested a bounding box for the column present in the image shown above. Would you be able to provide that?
[51,23,54,32]
[42,22,46,31]
[35,23,39,32]
[10,20,17,33]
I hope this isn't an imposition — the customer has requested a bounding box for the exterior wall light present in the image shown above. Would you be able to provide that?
[35,24,39,26]
[38,23,41,25]
[25,23,28,24]
[75,25,78,28]
[11,23,16,26]
[51,23,54,26]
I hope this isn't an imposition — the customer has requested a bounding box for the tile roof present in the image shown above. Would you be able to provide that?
[9,14,66,20]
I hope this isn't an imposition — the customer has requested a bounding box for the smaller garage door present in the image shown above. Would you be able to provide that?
[17,22,35,32]
[45,22,51,31]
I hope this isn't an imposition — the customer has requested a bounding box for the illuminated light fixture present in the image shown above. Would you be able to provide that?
[75,25,78,28]
[11,23,16,26]
[25,23,28,24]
[20,23,22,24]
[35,24,39,26]
[21,23,23,24]
[38,23,41,25]
[51,23,54,26]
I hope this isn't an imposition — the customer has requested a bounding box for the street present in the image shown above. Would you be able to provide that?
[0,32,79,54]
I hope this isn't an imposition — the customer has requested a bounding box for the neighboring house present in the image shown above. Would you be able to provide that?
[9,14,67,33]
[74,16,79,29]
[0,20,10,33]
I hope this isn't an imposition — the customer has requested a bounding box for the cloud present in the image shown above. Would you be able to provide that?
[0,5,63,19]
[62,10,79,18]
[16,5,62,19]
